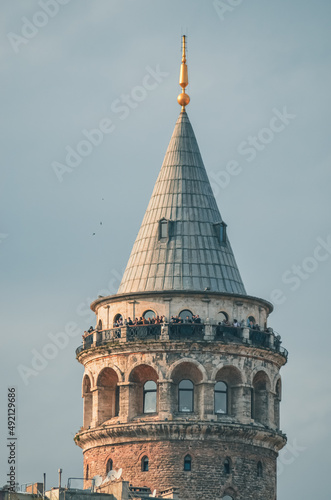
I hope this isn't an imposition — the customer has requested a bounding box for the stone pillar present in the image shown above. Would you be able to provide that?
[241,386,253,423]
[106,306,110,329]
[204,321,214,341]
[93,329,101,346]
[91,389,99,427]
[164,298,172,320]
[158,380,172,419]
[268,332,275,348]
[118,382,132,423]
[234,301,243,324]
[242,327,250,343]
[120,326,128,343]
[200,381,214,417]
[160,323,169,341]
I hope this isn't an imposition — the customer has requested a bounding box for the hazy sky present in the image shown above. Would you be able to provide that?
[1,1,331,498]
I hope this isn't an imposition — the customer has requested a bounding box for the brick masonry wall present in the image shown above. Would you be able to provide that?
[83,439,277,500]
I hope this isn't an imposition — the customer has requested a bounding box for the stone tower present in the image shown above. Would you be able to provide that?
[75,37,288,500]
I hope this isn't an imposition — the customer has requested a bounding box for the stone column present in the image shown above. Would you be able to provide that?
[163,297,172,321]
[240,386,253,423]
[160,323,169,341]
[199,381,214,418]
[158,380,173,419]
[242,327,250,343]
[93,329,101,346]
[91,388,99,427]
[118,382,133,423]
[204,320,214,341]
[120,326,128,343]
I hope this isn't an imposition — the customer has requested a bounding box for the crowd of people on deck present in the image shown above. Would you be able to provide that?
[84,314,269,336]
[219,318,265,331]
[170,314,202,324]
[116,315,166,327]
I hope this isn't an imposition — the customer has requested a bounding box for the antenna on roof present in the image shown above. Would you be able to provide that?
[107,469,117,481]
[115,468,122,480]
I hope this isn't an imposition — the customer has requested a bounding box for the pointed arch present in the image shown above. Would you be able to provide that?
[184,454,192,471]
[141,455,149,472]
[106,458,113,474]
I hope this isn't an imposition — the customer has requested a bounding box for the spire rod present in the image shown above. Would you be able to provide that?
[177,35,190,110]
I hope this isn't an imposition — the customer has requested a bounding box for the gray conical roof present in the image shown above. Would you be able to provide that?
[118,110,246,295]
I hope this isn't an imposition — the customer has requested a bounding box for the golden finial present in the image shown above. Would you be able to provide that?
[177,35,190,110]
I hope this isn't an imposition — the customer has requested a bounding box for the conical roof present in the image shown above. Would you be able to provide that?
[118,110,246,295]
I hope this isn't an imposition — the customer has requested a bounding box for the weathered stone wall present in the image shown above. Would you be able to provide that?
[76,292,286,500]
[83,438,277,500]
[80,342,283,430]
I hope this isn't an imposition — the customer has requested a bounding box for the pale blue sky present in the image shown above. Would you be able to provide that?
[1,1,331,498]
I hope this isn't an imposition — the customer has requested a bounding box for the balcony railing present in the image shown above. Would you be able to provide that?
[77,323,288,360]
[169,323,204,340]
[127,324,161,341]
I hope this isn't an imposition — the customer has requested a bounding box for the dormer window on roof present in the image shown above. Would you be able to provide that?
[213,221,227,245]
[159,218,171,240]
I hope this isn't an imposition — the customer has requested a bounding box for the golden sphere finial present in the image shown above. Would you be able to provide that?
[177,92,190,108]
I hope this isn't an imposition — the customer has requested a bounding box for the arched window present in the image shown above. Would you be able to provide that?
[106,458,113,473]
[97,319,103,330]
[179,379,194,412]
[143,310,156,320]
[217,311,229,323]
[179,309,193,321]
[85,464,89,479]
[143,381,157,413]
[247,315,255,327]
[113,313,123,325]
[257,461,263,477]
[184,454,192,471]
[224,458,231,474]
[214,381,228,414]
[141,456,149,472]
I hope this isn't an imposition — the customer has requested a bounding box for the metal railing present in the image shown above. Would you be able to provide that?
[215,325,242,340]
[169,323,204,340]
[126,324,161,341]
[76,323,288,360]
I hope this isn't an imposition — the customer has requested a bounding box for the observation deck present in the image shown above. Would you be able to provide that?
[76,323,288,360]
